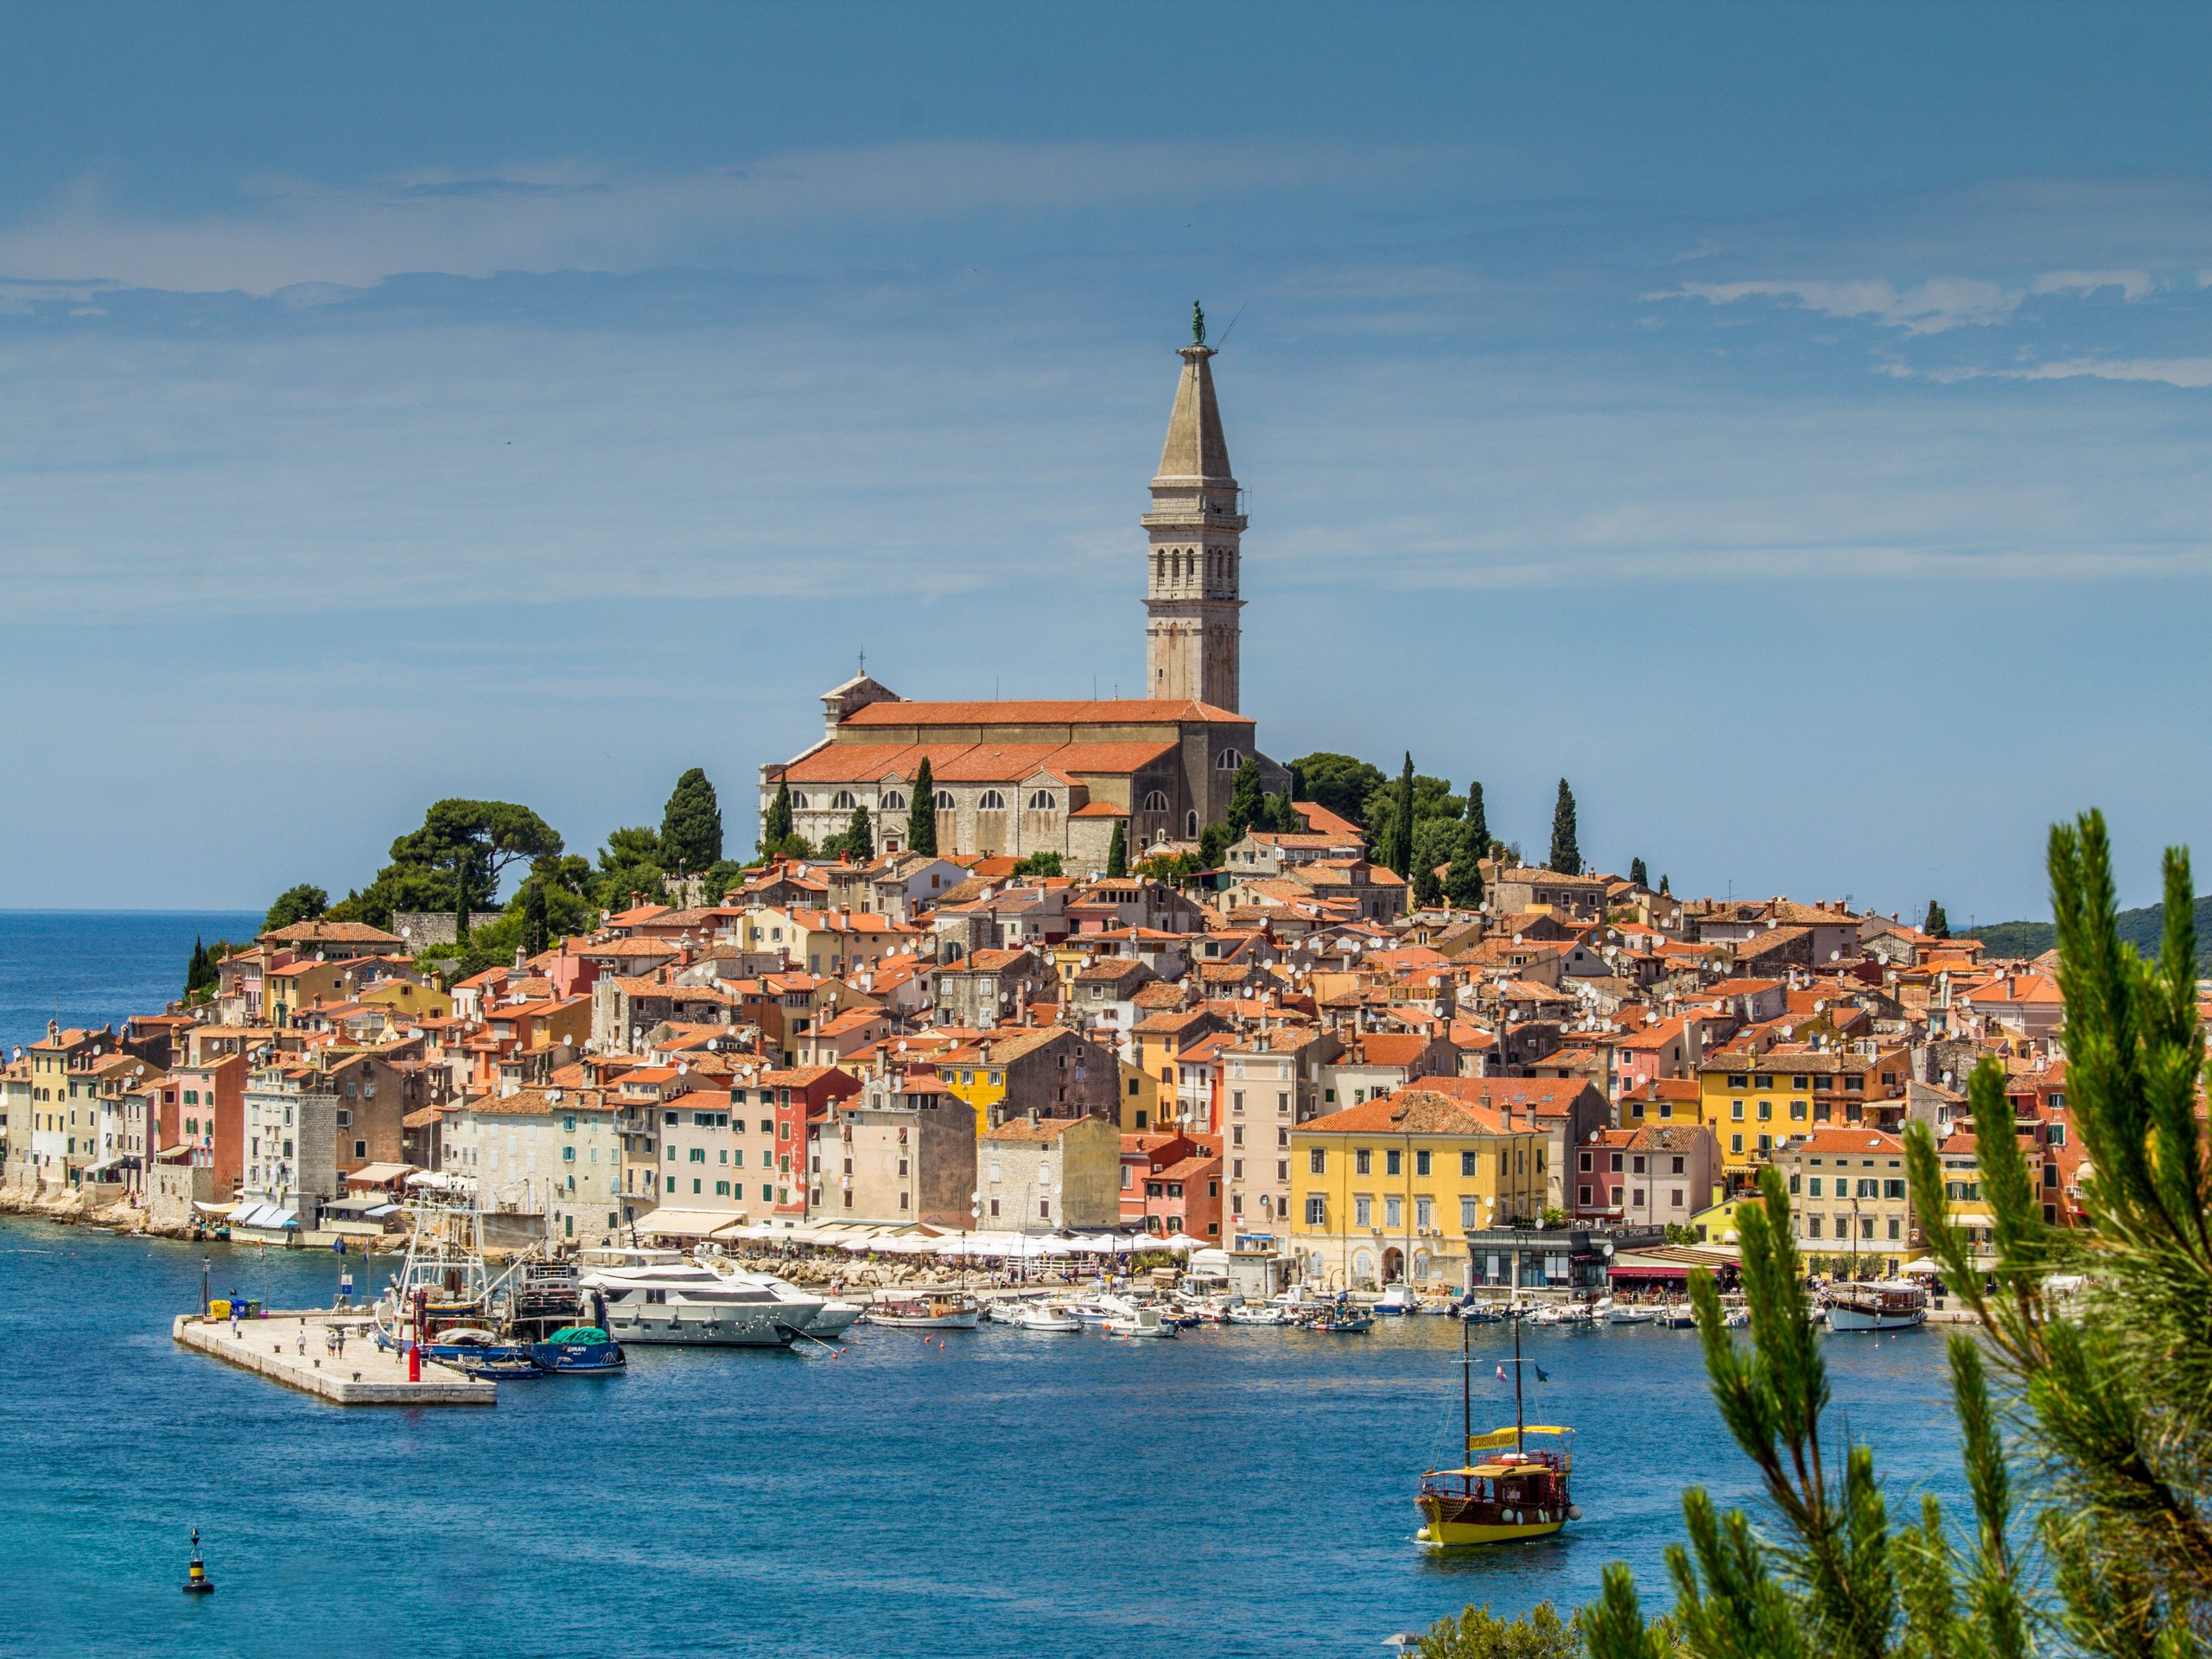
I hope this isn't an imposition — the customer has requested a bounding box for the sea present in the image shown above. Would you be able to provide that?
[0,909,260,1057]
[0,913,1974,1657]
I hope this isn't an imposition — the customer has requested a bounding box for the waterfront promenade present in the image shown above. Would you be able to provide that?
[172,1310,493,1405]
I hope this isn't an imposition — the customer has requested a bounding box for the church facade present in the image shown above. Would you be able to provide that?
[762,320,1289,868]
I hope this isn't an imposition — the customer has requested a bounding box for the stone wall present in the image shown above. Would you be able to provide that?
[391,912,501,950]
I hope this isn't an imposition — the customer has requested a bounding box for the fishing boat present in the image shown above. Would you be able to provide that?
[1653,1301,1697,1328]
[1458,1300,1506,1324]
[1416,1311,1580,1548]
[1376,1284,1421,1315]
[415,1325,546,1378]
[371,1185,541,1374]
[1605,1303,1655,1325]
[529,1325,626,1374]
[1306,1296,1374,1333]
[1005,1301,1083,1332]
[1063,1298,1118,1326]
[1225,1302,1287,1325]
[865,1294,982,1329]
[1103,1302,1177,1338]
[1825,1281,1928,1332]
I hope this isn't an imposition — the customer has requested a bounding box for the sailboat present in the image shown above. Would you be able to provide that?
[1415,1308,1580,1548]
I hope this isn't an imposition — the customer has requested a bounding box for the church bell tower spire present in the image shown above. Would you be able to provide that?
[1143,305,1245,710]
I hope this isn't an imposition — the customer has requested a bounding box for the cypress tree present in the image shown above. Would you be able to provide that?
[1105,819,1128,879]
[184,937,209,998]
[1224,758,1264,841]
[1659,873,1670,896]
[522,878,550,957]
[1270,792,1302,834]
[1548,779,1580,874]
[763,780,794,851]
[1924,899,1950,938]
[1384,753,1415,878]
[1465,780,1489,861]
[658,767,723,874]
[1630,855,1649,888]
[842,804,874,862]
[1198,820,1230,870]
[907,760,936,857]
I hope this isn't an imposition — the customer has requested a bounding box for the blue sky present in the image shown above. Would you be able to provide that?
[5,3,2211,923]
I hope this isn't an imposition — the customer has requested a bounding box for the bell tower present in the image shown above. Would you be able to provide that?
[1144,303,1245,711]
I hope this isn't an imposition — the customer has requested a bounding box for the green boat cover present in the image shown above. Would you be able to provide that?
[544,1326,609,1344]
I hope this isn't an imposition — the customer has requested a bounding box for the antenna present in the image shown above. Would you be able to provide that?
[1214,300,1249,349]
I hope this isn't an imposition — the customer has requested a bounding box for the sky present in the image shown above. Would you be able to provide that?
[4,3,2212,924]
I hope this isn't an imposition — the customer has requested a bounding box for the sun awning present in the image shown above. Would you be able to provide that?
[230,1203,299,1229]
[346,1162,418,1186]
[632,1207,747,1240]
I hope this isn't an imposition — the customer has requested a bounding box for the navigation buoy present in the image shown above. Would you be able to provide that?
[182,1528,215,1595]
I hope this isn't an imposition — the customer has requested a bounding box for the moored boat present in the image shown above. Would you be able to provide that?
[865,1294,982,1330]
[1605,1303,1655,1325]
[1416,1310,1580,1548]
[1005,1301,1083,1332]
[583,1261,824,1347]
[1103,1302,1177,1338]
[1825,1281,1928,1332]
[530,1325,626,1374]
[1376,1285,1421,1315]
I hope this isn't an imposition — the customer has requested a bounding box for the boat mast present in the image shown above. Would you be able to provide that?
[1460,1308,1471,1457]
[1513,1307,1525,1452]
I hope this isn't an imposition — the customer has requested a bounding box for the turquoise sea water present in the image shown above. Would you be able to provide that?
[0,909,260,1055]
[0,1219,1970,1659]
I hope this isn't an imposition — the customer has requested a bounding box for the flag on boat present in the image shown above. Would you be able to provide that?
[1496,1363,1509,1381]
[1534,1363,1550,1382]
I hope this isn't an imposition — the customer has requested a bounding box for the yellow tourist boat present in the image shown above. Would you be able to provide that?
[1415,1311,1580,1548]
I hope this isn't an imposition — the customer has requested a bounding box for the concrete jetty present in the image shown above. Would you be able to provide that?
[172,1311,495,1406]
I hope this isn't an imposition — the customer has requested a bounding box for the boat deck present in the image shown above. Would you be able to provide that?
[172,1312,496,1407]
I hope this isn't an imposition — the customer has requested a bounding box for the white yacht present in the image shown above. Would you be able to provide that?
[581,1258,826,1348]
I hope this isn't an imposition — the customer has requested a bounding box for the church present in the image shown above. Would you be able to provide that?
[762,315,1292,868]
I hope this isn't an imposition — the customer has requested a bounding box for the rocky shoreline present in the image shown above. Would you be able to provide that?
[0,1185,201,1239]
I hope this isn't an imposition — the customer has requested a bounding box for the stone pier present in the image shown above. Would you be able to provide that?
[172,1311,496,1406]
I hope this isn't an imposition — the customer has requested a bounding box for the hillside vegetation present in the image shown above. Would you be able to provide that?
[1966,893,2212,963]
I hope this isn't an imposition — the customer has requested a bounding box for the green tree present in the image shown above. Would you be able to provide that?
[1198,820,1230,870]
[838,804,874,863]
[520,877,550,957]
[1659,873,1670,896]
[1548,779,1580,874]
[1629,856,1649,888]
[1268,791,1303,834]
[1465,779,1491,861]
[1105,819,1128,879]
[1923,899,1951,938]
[907,760,937,857]
[658,768,723,874]
[593,825,668,911]
[328,798,561,930]
[1287,752,1386,828]
[1384,753,1417,878]
[262,883,329,932]
[1225,757,1265,841]
[763,780,795,851]
[1419,1601,1582,1659]
[1445,847,1485,910]
[183,937,212,999]
[1011,851,1064,878]
[1414,861,1444,909]
[1581,810,2212,1659]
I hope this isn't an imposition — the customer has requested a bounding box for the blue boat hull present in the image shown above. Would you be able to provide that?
[531,1339,626,1374]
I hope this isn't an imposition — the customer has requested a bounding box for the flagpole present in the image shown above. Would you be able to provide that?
[1461,1306,1471,1458]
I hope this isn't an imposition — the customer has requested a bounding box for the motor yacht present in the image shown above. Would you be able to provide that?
[581,1261,825,1348]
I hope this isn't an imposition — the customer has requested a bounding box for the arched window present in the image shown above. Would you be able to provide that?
[1217,749,1240,770]
[880,791,906,810]
[934,791,955,810]
[977,791,1007,810]
[1027,791,1056,812]
[1185,810,1200,837]
[830,790,857,810]
[1141,791,1170,813]
[790,792,810,810]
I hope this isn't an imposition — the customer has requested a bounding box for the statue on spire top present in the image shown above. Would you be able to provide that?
[1191,300,1205,346]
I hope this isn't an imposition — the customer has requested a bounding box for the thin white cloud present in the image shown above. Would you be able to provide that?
[2030,269,2158,301]
[1894,355,2212,389]
[1659,277,2024,334]
[0,142,1404,297]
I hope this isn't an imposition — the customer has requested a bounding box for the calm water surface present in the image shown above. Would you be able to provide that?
[0,910,260,1055]
[0,1218,1969,1658]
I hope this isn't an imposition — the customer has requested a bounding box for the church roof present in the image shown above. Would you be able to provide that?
[773,740,1180,787]
[840,697,1249,728]
[1155,344,1234,486]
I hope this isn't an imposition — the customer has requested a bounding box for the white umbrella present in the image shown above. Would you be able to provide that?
[1159,1233,1207,1253]
[1899,1257,1942,1276]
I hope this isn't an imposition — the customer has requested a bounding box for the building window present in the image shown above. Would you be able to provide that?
[934,790,955,810]
[1383,1196,1402,1227]
[1027,791,1056,811]
[1385,1149,1402,1176]
[790,792,810,809]
[1414,1149,1430,1176]
[1216,749,1239,769]
[1308,1147,1325,1174]
[1354,1196,1372,1228]
[1306,1196,1326,1227]
[1460,1198,1478,1229]
[1354,1149,1371,1175]
[977,791,1007,810]
[1460,1150,1477,1177]
[882,791,906,810]
[1414,1197,1433,1230]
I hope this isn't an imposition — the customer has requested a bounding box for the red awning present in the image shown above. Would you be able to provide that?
[1607,1265,1692,1281]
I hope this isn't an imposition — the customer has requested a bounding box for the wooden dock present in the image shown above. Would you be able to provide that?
[172,1312,496,1406]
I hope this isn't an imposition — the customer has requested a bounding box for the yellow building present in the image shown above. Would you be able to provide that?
[1694,1046,1910,1189]
[357,978,454,1023]
[1117,1058,1164,1134]
[1290,1087,1542,1292]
